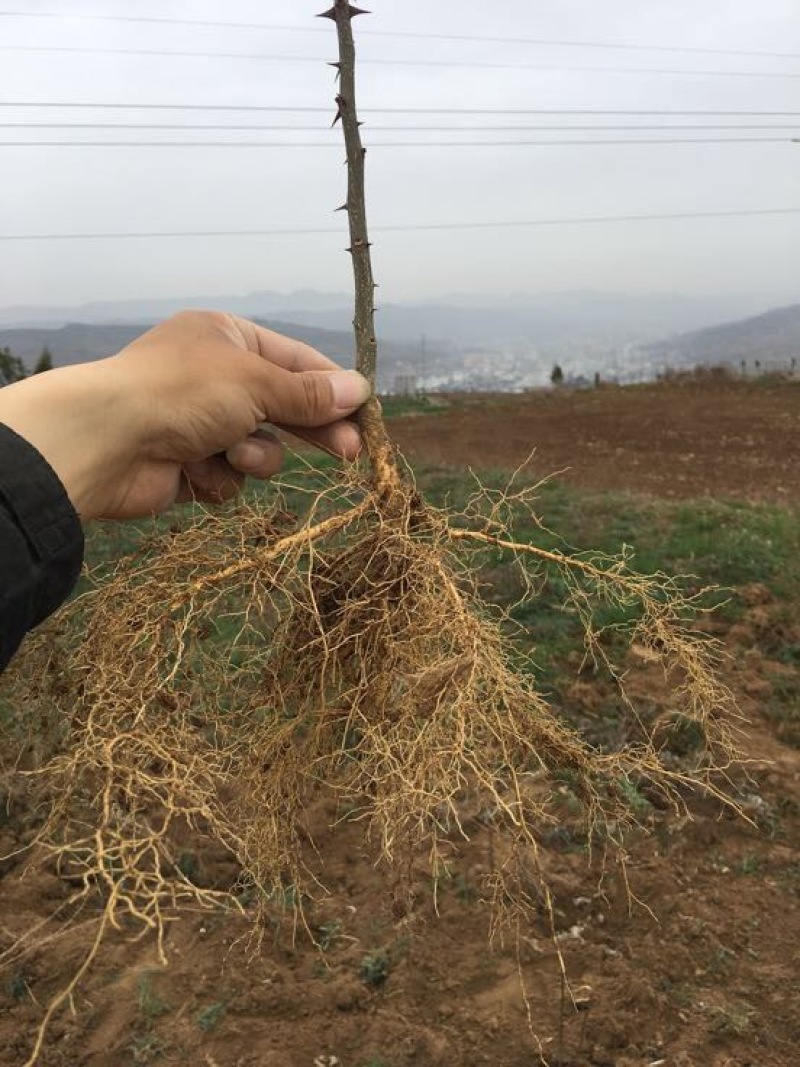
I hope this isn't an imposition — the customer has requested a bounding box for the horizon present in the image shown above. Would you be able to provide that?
[0,284,796,315]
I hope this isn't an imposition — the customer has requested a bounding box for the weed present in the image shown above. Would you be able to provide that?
[454,872,474,904]
[709,946,736,973]
[137,972,169,1020]
[661,714,706,757]
[709,1001,753,1037]
[617,775,653,819]
[660,978,694,1008]
[764,675,800,748]
[739,854,762,876]
[196,1001,226,1033]
[359,950,390,989]
[316,920,342,952]
[175,851,200,884]
[129,1032,169,1064]
[776,643,800,666]
[6,970,28,1001]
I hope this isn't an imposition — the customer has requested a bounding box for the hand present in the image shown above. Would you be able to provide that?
[0,311,371,521]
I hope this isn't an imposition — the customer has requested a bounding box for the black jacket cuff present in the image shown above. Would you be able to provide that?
[0,422,84,671]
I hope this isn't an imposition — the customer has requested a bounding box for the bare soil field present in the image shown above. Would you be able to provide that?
[388,378,800,506]
[1,378,798,1067]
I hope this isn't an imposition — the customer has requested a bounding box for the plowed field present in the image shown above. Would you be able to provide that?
[1,378,798,1067]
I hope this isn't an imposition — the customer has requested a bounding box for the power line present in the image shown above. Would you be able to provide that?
[3,103,800,117]
[1,122,798,132]
[1,207,798,241]
[2,45,800,80]
[1,137,794,148]
[0,10,798,62]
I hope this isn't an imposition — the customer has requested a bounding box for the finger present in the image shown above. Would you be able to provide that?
[225,430,285,478]
[259,363,371,429]
[279,419,362,461]
[178,456,244,504]
[230,316,346,374]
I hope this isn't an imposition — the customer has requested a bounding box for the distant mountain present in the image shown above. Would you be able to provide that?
[0,290,766,345]
[0,290,352,329]
[0,319,446,391]
[4,293,797,393]
[641,303,800,370]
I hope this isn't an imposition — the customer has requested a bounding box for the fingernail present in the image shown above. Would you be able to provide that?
[329,370,371,411]
[230,439,267,472]
[336,421,363,459]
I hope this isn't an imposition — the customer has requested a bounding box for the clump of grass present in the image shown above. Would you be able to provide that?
[709,1000,754,1037]
[137,972,170,1020]
[359,949,391,988]
[196,1001,226,1033]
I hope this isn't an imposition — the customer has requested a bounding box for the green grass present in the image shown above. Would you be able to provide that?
[359,949,390,988]
[765,674,800,749]
[136,972,170,1020]
[412,468,800,699]
[378,394,449,418]
[196,1001,225,1032]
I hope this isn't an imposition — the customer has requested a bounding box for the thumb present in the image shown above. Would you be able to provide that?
[260,365,371,428]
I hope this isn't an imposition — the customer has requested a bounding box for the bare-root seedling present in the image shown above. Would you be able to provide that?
[0,4,743,1062]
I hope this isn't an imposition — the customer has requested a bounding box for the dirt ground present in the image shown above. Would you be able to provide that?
[388,378,800,507]
[1,378,799,1067]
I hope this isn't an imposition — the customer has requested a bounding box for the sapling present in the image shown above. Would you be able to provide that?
[1,4,740,1062]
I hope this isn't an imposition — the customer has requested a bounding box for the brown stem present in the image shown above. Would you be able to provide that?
[321,1,401,496]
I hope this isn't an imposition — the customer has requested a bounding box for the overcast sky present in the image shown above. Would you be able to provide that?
[1,0,799,310]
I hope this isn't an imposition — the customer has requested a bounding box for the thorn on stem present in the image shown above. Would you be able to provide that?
[335,202,349,212]
[322,2,370,16]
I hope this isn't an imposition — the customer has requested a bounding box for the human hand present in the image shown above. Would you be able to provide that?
[0,311,371,521]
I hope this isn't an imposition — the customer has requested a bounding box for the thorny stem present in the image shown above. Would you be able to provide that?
[321,1,402,497]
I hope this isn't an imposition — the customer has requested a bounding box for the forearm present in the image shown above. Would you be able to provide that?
[0,360,135,522]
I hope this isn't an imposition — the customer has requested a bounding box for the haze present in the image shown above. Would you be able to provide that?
[1,0,799,313]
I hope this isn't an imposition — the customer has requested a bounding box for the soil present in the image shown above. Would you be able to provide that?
[1,379,799,1067]
[387,378,800,507]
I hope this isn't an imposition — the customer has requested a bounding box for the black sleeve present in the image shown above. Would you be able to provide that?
[0,423,84,672]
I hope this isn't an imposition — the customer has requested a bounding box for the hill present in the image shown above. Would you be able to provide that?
[642,302,800,371]
[0,290,758,345]
[0,319,444,391]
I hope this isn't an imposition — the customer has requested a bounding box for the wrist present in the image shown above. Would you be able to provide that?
[0,358,141,521]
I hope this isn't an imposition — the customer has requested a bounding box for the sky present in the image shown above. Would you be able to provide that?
[0,0,799,311]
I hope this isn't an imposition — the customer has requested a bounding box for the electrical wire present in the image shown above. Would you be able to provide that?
[2,45,800,80]
[1,122,798,132]
[2,207,798,241]
[0,138,795,148]
[3,103,800,117]
[0,10,797,62]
